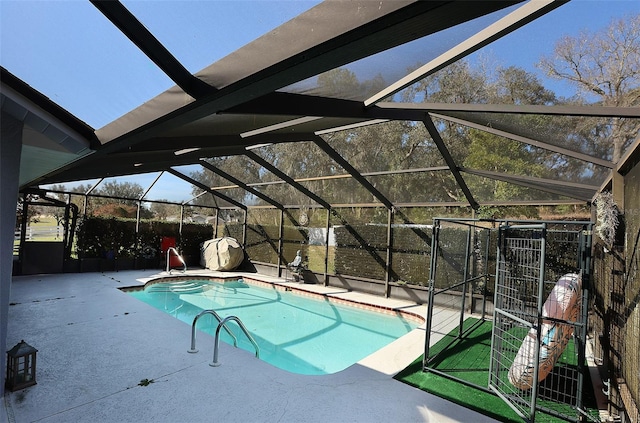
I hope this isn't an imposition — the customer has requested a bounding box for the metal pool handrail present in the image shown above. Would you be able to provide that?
[211,316,260,367]
[188,309,238,353]
[165,247,186,273]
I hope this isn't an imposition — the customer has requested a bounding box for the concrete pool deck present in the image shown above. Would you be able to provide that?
[3,270,498,423]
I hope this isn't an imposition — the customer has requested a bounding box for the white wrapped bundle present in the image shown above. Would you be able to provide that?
[200,237,244,271]
[508,273,581,390]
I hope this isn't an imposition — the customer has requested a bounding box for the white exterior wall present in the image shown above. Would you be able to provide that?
[1,112,23,397]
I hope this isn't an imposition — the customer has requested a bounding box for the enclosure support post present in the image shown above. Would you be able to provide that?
[179,205,184,238]
[0,112,23,397]
[213,209,219,239]
[83,178,103,218]
[580,223,593,290]
[62,198,71,261]
[242,209,247,248]
[277,209,284,278]
[423,219,440,370]
[135,200,141,257]
[135,201,141,233]
[481,227,491,319]
[324,208,331,286]
[67,203,79,261]
[384,207,394,298]
[612,170,624,212]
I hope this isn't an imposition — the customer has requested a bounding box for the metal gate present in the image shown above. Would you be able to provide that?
[489,223,591,422]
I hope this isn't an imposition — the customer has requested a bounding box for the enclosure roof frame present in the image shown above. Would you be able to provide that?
[5,0,638,211]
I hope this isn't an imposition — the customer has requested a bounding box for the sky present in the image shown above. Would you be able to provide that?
[1,0,639,203]
[0,0,319,129]
[475,1,640,98]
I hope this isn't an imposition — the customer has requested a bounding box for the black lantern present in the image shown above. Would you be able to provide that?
[5,340,37,391]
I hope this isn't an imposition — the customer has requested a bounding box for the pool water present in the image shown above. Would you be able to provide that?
[128,279,420,375]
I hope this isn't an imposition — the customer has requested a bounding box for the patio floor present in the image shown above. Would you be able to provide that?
[3,270,498,423]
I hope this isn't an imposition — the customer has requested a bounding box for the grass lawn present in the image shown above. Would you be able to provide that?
[14,216,65,256]
[307,245,335,273]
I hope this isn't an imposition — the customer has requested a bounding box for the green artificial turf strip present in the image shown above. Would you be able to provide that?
[394,318,599,423]
[395,318,523,423]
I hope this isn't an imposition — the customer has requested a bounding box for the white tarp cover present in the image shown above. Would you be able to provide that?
[200,237,244,271]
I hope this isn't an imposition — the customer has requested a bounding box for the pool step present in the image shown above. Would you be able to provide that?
[148,282,205,293]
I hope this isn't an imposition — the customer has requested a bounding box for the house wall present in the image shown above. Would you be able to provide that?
[1,112,23,397]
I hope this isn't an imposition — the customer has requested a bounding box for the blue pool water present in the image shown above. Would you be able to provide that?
[128,279,420,375]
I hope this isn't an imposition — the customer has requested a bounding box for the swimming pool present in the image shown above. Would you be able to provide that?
[127,278,422,375]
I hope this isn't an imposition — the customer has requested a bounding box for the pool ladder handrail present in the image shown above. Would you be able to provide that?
[211,316,259,367]
[188,310,238,353]
[165,247,187,274]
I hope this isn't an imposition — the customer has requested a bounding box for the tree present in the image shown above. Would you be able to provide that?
[315,68,387,100]
[464,129,548,218]
[250,69,397,211]
[403,60,489,104]
[44,184,83,225]
[92,203,137,218]
[150,201,176,220]
[317,68,360,99]
[399,57,603,216]
[190,155,262,207]
[538,13,640,162]
[398,60,493,202]
[15,194,40,228]
[97,181,144,206]
[490,66,555,105]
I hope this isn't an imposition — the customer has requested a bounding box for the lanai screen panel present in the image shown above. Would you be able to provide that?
[437,111,637,167]
[191,191,244,210]
[461,173,583,204]
[141,172,195,204]
[388,1,640,110]
[252,142,338,181]
[123,1,319,75]
[41,179,100,195]
[262,182,323,208]
[186,184,246,210]
[321,120,448,174]
[329,205,389,280]
[162,112,307,140]
[196,156,264,185]
[418,117,603,203]
[245,208,283,266]
[462,0,629,66]
[247,142,337,207]
[297,177,374,207]
[280,4,519,102]
[363,172,461,205]
[451,131,607,185]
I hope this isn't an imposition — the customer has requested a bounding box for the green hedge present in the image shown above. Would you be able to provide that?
[76,217,137,259]
[76,218,310,266]
[75,216,213,260]
[334,224,434,284]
